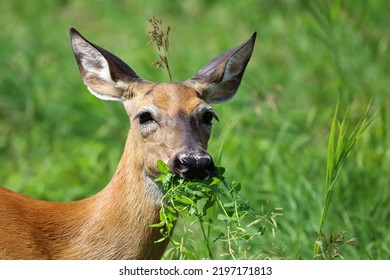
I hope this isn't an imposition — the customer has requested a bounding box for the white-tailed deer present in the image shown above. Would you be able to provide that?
[0,28,256,259]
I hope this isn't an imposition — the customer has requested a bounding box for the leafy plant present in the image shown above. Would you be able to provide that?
[149,160,266,260]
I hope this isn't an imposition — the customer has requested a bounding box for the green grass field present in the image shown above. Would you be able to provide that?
[0,0,389,259]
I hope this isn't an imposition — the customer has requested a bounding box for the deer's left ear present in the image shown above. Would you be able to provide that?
[184,32,256,104]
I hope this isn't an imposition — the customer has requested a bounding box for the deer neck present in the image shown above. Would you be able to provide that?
[65,131,167,259]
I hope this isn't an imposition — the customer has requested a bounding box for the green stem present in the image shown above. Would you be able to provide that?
[163,52,172,82]
[198,216,213,259]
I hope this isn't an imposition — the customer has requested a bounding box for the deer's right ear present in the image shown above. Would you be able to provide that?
[69,27,143,102]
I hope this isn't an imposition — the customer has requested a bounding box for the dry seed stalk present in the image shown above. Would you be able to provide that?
[148,17,172,81]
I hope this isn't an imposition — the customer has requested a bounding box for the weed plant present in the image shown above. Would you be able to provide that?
[149,161,266,260]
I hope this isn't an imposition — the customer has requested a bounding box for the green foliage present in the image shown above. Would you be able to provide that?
[150,160,265,260]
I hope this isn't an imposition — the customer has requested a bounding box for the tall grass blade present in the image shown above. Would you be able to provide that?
[313,99,376,258]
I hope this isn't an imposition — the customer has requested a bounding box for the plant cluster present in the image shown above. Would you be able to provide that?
[149,160,265,260]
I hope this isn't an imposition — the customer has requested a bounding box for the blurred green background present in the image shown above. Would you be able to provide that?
[0,0,389,259]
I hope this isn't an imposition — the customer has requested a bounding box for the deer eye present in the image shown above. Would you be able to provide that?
[202,110,218,125]
[136,111,155,125]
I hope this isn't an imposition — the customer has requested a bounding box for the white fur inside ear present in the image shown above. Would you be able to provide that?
[86,86,126,102]
[223,57,239,80]
[72,36,127,102]
[85,79,129,102]
[72,36,111,80]
[223,47,251,81]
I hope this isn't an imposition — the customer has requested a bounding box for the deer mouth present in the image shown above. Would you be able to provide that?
[169,150,215,180]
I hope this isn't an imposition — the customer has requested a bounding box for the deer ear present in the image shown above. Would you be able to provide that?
[184,32,256,104]
[69,27,144,102]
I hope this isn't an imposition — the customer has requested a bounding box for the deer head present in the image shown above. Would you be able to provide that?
[70,28,256,184]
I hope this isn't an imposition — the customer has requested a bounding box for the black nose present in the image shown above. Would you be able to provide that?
[170,152,215,180]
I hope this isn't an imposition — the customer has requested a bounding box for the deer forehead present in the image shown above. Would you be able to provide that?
[132,83,206,116]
